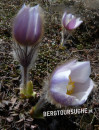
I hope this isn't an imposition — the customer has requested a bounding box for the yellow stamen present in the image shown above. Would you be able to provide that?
[66,76,75,95]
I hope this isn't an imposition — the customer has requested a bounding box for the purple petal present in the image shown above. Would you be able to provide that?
[66,18,76,30]
[65,13,72,24]
[62,12,67,27]
[71,79,94,105]
[21,3,26,9]
[50,89,75,106]
[26,6,42,45]
[73,78,93,95]
[13,7,29,45]
[51,70,70,85]
[53,59,77,75]
[74,18,83,28]
[70,61,91,83]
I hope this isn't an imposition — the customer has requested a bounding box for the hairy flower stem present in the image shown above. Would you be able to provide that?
[60,29,70,46]
[20,46,29,93]
[20,66,29,95]
[24,46,28,85]
[23,67,28,87]
[30,96,46,118]
[60,28,65,46]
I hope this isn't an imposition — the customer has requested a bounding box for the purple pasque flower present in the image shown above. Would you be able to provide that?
[62,12,83,31]
[13,4,44,46]
[12,4,44,97]
[46,59,94,107]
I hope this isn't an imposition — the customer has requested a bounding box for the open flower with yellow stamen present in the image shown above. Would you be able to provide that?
[46,59,94,107]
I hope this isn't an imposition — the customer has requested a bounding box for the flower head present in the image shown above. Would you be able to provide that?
[62,12,83,31]
[13,4,44,46]
[46,59,94,107]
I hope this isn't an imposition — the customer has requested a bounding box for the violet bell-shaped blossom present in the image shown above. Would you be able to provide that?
[46,59,94,107]
[62,12,83,31]
[13,4,44,46]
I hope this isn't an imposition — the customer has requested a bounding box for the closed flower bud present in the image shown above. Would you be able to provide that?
[62,12,83,31]
[13,4,44,46]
